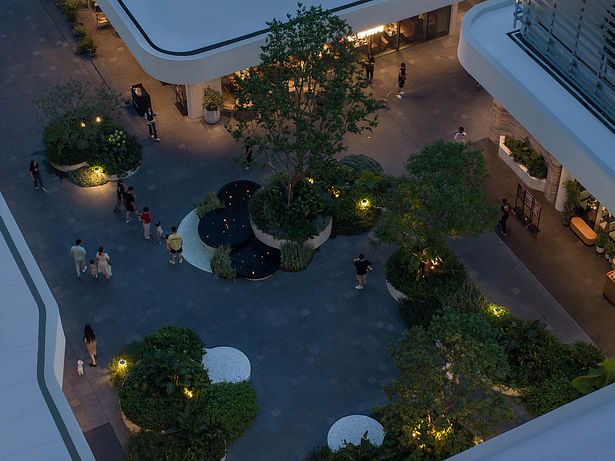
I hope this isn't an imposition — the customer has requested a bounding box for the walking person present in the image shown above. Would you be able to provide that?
[353,253,372,290]
[83,324,97,367]
[139,207,152,240]
[70,239,87,279]
[144,107,160,142]
[155,221,163,244]
[396,62,406,99]
[125,186,138,223]
[96,247,112,280]
[88,259,98,279]
[244,139,253,170]
[454,126,467,145]
[500,198,512,236]
[365,55,375,84]
[29,160,46,192]
[113,179,125,213]
[167,226,184,265]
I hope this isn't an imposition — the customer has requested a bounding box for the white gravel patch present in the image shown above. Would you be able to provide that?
[203,347,252,384]
[177,208,213,273]
[327,415,385,451]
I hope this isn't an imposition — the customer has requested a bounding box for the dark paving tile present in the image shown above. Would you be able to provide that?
[84,423,127,461]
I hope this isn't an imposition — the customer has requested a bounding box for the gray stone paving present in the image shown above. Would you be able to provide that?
[0,1,597,460]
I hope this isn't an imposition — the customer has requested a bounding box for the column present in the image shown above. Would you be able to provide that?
[186,78,222,119]
[448,2,459,36]
[554,167,573,212]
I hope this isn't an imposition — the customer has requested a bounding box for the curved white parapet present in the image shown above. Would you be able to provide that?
[327,415,385,451]
[250,216,332,250]
[458,0,615,214]
[49,161,89,172]
[497,136,546,192]
[203,347,251,384]
[177,209,214,273]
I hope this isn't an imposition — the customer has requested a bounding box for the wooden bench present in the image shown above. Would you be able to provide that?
[571,217,596,245]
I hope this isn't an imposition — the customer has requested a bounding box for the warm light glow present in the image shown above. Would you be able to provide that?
[328,186,340,198]
[118,359,127,368]
[488,304,507,317]
[80,121,86,128]
[184,388,193,399]
[95,116,102,123]
[306,177,314,184]
[348,25,384,41]
[359,198,370,209]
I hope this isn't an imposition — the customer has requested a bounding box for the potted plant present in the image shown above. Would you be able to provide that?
[562,180,581,226]
[596,232,608,254]
[203,87,223,125]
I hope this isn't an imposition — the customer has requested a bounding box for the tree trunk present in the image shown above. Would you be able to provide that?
[286,182,294,205]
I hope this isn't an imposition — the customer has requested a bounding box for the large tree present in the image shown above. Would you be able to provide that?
[373,140,497,261]
[379,308,512,459]
[226,4,377,204]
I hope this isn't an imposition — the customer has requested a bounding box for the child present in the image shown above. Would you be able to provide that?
[88,259,98,278]
[156,221,163,244]
[139,206,152,240]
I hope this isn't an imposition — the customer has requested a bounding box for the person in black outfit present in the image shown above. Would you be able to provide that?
[500,198,511,236]
[396,63,406,99]
[125,186,138,223]
[144,107,160,142]
[365,55,375,84]
[113,179,125,213]
[353,253,372,290]
[29,160,46,192]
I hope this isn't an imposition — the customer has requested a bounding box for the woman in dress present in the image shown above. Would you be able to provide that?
[96,247,112,280]
[83,324,97,367]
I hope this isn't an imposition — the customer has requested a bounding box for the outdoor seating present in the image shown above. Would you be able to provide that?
[570,217,596,245]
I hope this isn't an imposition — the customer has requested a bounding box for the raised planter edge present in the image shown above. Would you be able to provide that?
[498,135,546,192]
[250,216,332,250]
[103,163,142,181]
[386,280,407,302]
[49,160,89,172]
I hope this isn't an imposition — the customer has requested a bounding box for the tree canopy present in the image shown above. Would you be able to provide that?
[226,4,377,204]
[373,140,497,256]
[379,308,512,459]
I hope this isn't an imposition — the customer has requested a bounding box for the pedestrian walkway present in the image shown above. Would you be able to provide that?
[0,1,609,461]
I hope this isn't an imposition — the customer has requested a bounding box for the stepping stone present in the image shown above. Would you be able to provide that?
[327,415,385,451]
[203,346,251,384]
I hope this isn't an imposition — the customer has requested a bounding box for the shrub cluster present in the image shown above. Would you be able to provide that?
[211,245,236,279]
[280,241,314,272]
[112,326,258,460]
[68,166,108,187]
[504,137,547,179]
[196,192,223,219]
[61,1,97,56]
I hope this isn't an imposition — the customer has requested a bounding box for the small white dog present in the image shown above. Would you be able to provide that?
[77,360,84,376]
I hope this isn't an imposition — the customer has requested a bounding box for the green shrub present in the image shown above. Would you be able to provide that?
[196,192,223,219]
[76,36,96,56]
[397,297,443,329]
[68,166,107,187]
[330,195,381,235]
[91,129,142,176]
[302,445,335,461]
[385,247,466,301]
[125,430,168,461]
[109,340,146,387]
[61,0,81,23]
[73,24,87,38]
[211,245,236,279]
[280,241,314,271]
[143,325,205,362]
[504,137,547,179]
[204,382,258,443]
[43,116,91,166]
[249,177,328,241]
[340,154,384,175]
[439,276,488,314]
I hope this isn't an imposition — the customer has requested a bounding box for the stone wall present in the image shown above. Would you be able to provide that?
[490,99,561,203]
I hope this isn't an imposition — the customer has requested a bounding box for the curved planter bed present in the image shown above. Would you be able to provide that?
[250,216,332,250]
[121,410,142,433]
[498,135,546,192]
[49,160,89,172]
[386,280,407,302]
[103,164,142,181]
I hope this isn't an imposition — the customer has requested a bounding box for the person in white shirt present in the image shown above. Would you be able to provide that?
[454,126,467,144]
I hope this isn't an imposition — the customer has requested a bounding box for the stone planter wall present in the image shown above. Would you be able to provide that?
[386,280,407,302]
[250,216,332,250]
[498,136,547,192]
[49,160,89,172]
[103,164,142,182]
[121,410,141,433]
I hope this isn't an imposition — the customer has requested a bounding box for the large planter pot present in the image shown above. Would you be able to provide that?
[386,280,407,302]
[204,108,221,125]
[103,164,142,181]
[498,136,547,192]
[250,216,332,250]
[49,160,89,172]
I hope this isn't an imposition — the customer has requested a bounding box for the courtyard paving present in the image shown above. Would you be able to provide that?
[0,1,606,460]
